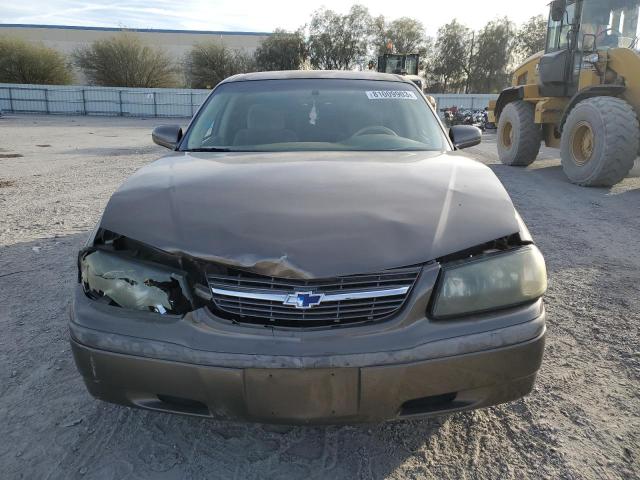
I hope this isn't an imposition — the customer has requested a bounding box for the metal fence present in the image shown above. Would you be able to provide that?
[0,84,211,117]
[0,83,498,118]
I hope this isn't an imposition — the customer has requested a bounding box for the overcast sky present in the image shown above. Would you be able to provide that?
[1,1,549,35]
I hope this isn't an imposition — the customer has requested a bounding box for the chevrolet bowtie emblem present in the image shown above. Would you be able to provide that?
[283,291,325,309]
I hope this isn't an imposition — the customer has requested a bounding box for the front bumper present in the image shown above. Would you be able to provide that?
[70,286,546,424]
[71,331,544,424]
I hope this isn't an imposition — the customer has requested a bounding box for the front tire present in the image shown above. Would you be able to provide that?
[497,101,542,166]
[561,96,639,187]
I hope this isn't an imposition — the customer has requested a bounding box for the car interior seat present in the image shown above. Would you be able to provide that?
[233,104,298,146]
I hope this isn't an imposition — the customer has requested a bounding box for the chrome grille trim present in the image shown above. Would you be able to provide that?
[210,286,410,303]
[207,266,421,327]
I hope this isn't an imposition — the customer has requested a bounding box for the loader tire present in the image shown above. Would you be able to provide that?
[561,96,639,187]
[497,101,542,166]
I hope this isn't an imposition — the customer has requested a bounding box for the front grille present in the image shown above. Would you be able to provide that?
[207,267,421,327]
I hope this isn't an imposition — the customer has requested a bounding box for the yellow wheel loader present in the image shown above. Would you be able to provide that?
[377,53,423,90]
[490,0,640,186]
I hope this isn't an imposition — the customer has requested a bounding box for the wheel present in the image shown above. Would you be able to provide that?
[561,96,639,187]
[497,101,541,166]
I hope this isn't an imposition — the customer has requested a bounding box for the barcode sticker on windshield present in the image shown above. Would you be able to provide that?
[366,91,417,100]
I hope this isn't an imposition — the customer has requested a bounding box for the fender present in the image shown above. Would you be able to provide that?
[559,84,626,132]
[494,86,525,121]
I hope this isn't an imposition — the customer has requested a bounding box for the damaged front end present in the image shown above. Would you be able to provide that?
[79,230,199,316]
[78,225,545,329]
[71,227,547,423]
[78,228,427,326]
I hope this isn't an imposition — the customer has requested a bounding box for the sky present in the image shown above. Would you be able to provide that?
[1,1,550,35]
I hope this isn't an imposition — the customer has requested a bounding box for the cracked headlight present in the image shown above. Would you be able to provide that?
[432,245,547,319]
[80,250,191,315]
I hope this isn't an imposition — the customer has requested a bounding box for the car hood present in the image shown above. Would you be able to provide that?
[100,151,520,279]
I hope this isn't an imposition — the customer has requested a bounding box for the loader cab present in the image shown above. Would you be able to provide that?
[539,0,582,97]
[539,0,640,97]
[377,53,423,90]
[377,54,420,76]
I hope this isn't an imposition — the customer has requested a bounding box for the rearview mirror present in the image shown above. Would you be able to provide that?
[152,125,183,150]
[449,125,482,150]
[551,0,567,22]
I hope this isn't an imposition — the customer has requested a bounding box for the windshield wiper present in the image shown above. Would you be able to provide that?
[183,147,232,152]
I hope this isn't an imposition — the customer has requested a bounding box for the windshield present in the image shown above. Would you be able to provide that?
[581,0,640,49]
[182,79,447,152]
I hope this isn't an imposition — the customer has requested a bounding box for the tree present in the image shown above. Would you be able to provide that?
[372,16,433,71]
[373,17,428,55]
[430,20,471,93]
[308,5,373,70]
[74,33,177,87]
[185,41,256,89]
[515,15,547,62]
[255,29,307,71]
[0,37,72,85]
[468,18,516,93]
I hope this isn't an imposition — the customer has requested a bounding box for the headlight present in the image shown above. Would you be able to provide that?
[431,245,547,319]
[80,250,191,315]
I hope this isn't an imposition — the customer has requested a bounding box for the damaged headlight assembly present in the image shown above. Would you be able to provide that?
[79,249,191,315]
[431,245,547,319]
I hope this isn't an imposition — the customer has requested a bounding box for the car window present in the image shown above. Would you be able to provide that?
[183,79,448,152]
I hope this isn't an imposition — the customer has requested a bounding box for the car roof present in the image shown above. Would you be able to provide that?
[221,70,413,84]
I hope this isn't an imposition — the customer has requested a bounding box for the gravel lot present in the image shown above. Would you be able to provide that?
[0,114,638,480]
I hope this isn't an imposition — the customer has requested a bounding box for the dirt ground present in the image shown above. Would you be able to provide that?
[0,114,638,480]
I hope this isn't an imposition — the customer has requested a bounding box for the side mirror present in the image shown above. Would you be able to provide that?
[551,0,567,22]
[449,125,482,150]
[426,95,437,110]
[152,125,183,150]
